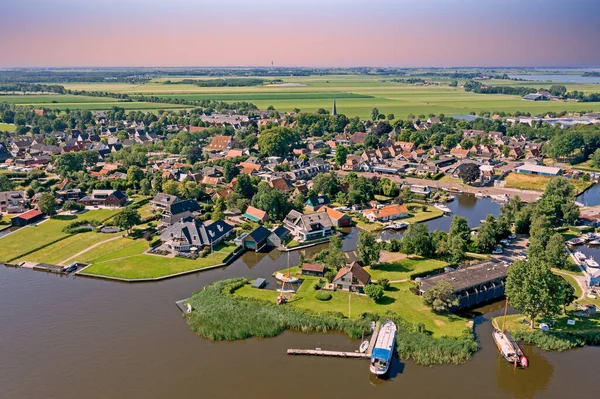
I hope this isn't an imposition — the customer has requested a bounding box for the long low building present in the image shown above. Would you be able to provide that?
[513,164,562,177]
[418,259,510,311]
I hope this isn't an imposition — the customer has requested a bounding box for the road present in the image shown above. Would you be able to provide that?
[336,171,542,202]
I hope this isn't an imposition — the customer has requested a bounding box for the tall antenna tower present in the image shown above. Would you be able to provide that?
[271,60,274,71]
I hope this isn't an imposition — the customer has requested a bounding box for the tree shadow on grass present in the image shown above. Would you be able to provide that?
[52,215,77,221]
[374,262,411,274]
[378,295,396,305]
[385,286,400,292]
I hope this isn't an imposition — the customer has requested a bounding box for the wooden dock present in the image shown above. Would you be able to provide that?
[287,322,380,359]
[175,298,192,314]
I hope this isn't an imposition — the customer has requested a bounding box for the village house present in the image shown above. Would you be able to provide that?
[305,195,330,212]
[239,225,272,252]
[78,190,127,207]
[204,135,233,152]
[514,164,562,177]
[269,177,292,193]
[283,209,334,242]
[0,190,29,213]
[450,148,470,159]
[332,262,371,292]
[321,206,353,227]
[301,263,325,277]
[362,204,409,223]
[159,217,233,253]
[242,206,269,224]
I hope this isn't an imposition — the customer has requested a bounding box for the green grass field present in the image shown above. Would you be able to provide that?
[0,123,16,131]
[0,209,120,262]
[14,75,600,117]
[364,257,447,281]
[236,278,468,337]
[82,243,237,279]
[504,172,592,193]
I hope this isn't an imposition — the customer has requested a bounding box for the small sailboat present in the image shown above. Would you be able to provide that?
[275,272,299,283]
[493,299,529,369]
[370,320,397,376]
[276,252,296,304]
[433,203,452,214]
[359,341,369,353]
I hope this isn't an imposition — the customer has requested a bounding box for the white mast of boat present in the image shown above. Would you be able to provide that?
[501,298,509,338]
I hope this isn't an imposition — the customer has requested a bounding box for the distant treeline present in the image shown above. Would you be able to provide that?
[464,80,600,102]
[0,70,150,84]
[163,78,282,87]
[582,72,600,77]
[0,83,66,94]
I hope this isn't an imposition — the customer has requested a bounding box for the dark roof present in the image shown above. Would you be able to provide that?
[272,225,290,239]
[302,263,325,273]
[306,195,330,207]
[204,220,234,244]
[419,259,509,293]
[168,199,200,215]
[111,190,127,200]
[247,226,271,243]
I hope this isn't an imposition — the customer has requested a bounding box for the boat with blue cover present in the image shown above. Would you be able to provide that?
[369,320,396,376]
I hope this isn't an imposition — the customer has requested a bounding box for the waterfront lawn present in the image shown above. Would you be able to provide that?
[82,243,237,279]
[0,210,120,262]
[504,173,591,193]
[495,312,600,335]
[573,159,600,173]
[15,231,122,264]
[402,203,444,224]
[79,238,149,263]
[365,257,447,281]
[235,279,469,337]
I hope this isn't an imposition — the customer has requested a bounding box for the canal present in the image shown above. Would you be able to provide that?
[1,195,600,399]
[577,183,600,207]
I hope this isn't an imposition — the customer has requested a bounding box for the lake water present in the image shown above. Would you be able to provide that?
[507,74,600,84]
[577,183,600,207]
[379,194,502,241]
[2,196,599,399]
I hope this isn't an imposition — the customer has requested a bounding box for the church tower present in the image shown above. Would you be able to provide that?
[331,97,337,116]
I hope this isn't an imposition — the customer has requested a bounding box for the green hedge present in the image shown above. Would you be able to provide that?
[314,291,332,301]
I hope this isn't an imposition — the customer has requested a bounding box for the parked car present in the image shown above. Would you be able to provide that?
[492,247,504,254]
[508,234,517,240]
[63,263,78,273]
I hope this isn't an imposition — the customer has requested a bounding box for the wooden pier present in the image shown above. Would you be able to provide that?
[287,322,380,359]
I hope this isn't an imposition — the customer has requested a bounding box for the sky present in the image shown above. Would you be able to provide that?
[1,0,600,68]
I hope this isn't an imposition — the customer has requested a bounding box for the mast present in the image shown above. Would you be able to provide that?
[501,298,509,337]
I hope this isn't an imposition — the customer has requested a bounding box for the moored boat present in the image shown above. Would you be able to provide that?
[275,272,299,283]
[388,221,409,230]
[475,192,487,198]
[585,257,599,268]
[588,240,600,246]
[359,341,369,353]
[567,237,585,246]
[491,194,510,203]
[433,203,452,213]
[370,320,396,376]
[574,251,587,262]
[493,299,529,369]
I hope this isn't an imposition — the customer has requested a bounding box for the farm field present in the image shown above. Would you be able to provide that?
[0,209,120,262]
[9,75,599,118]
[0,94,188,111]
[504,172,592,193]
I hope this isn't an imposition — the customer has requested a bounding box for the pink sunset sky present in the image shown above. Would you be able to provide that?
[1,0,599,67]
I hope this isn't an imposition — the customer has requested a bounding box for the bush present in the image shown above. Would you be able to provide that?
[314,291,332,301]
[324,270,336,283]
[150,238,162,248]
[378,278,390,290]
[364,283,384,302]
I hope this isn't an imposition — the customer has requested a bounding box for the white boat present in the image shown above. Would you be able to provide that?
[475,192,486,198]
[388,221,409,230]
[586,257,599,268]
[493,299,529,368]
[589,240,600,246]
[433,204,452,213]
[574,251,587,262]
[275,272,299,284]
[359,340,369,353]
[369,320,396,376]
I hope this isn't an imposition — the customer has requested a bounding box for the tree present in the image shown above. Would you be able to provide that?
[325,236,345,270]
[127,166,144,189]
[591,148,600,168]
[401,223,433,257]
[258,127,299,157]
[312,172,340,197]
[378,278,390,290]
[37,192,57,216]
[506,258,563,328]
[178,181,201,200]
[371,107,379,122]
[139,179,152,195]
[364,283,384,302]
[251,182,292,221]
[358,230,380,266]
[162,180,180,196]
[334,145,349,166]
[545,233,568,270]
[223,161,239,183]
[212,197,226,221]
[529,214,552,247]
[448,216,470,242]
[475,215,497,253]
[0,175,13,191]
[458,163,480,185]
[386,113,395,121]
[62,200,84,212]
[54,152,83,176]
[113,207,141,234]
[234,173,256,199]
[423,281,458,312]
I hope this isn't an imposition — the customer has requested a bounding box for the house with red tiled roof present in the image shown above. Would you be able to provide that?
[11,209,44,227]
[396,141,415,152]
[349,132,368,145]
[204,135,232,152]
[242,206,269,224]
[269,177,292,193]
[321,206,353,227]
[450,148,470,159]
[201,176,222,186]
[362,204,409,222]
